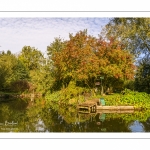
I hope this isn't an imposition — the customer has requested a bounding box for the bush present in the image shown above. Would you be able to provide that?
[45,81,89,104]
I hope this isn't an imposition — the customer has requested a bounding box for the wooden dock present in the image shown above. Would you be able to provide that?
[96,109,135,114]
[78,100,140,113]
[78,101,97,113]
[97,106,135,110]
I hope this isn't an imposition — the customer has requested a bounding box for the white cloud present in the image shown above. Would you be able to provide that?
[0,18,110,55]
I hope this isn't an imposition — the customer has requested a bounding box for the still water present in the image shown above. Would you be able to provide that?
[0,98,150,132]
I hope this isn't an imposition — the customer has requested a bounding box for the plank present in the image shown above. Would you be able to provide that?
[96,109,134,113]
[97,106,134,110]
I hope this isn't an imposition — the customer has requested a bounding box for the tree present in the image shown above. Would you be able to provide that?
[49,30,136,92]
[47,37,67,91]
[0,50,29,92]
[0,60,7,90]
[18,46,47,93]
[102,18,150,57]
[134,54,150,93]
[18,46,44,71]
[51,30,100,88]
[94,37,136,91]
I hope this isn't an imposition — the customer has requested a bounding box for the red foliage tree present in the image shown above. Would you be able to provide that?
[50,30,136,91]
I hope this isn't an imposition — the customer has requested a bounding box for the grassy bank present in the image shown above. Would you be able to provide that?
[97,89,150,110]
[45,88,150,110]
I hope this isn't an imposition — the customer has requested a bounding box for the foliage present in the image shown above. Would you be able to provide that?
[134,55,150,93]
[47,37,67,91]
[0,28,140,107]
[102,18,150,57]
[18,46,50,94]
[105,110,150,123]
[18,46,44,71]
[0,47,48,94]
[102,18,150,93]
[47,30,135,94]
[0,51,29,91]
[10,80,30,93]
[103,89,150,109]
[45,81,88,105]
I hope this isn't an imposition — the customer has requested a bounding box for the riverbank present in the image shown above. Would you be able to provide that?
[45,89,150,110]
[0,92,42,99]
[2,88,150,111]
[94,89,150,110]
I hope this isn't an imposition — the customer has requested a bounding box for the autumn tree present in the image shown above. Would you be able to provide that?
[101,18,150,92]
[49,30,136,92]
[93,37,136,91]
[50,30,100,88]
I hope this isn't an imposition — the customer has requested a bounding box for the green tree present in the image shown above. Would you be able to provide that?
[47,37,67,91]
[102,18,150,57]
[0,50,29,92]
[18,46,47,93]
[18,46,44,71]
[135,55,150,93]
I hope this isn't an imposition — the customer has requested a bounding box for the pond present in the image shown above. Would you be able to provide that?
[0,98,150,132]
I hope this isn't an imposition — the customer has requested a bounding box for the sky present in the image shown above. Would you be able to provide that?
[0,18,110,55]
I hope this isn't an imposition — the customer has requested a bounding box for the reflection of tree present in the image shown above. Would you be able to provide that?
[40,105,71,132]
[0,105,13,123]
[141,117,150,132]
[39,103,132,132]
[0,98,46,132]
[39,106,59,132]
[102,118,130,132]
[39,103,89,132]
[74,113,131,132]
[39,104,131,132]
[0,99,28,132]
[22,104,44,132]
[1,99,148,132]
[9,98,28,111]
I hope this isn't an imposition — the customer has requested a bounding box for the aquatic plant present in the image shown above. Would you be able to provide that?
[103,89,150,109]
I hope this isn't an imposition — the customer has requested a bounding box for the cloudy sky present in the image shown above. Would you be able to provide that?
[0,18,110,55]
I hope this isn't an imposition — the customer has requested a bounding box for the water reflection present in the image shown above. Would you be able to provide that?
[1,98,150,132]
[141,117,150,132]
[128,121,145,132]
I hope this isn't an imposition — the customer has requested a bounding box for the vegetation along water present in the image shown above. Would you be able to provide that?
[0,18,150,132]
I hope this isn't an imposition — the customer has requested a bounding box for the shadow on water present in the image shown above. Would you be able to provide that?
[0,98,150,132]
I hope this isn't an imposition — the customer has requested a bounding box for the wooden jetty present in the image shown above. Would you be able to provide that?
[97,106,135,110]
[78,99,140,113]
[96,109,135,114]
[78,101,97,113]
